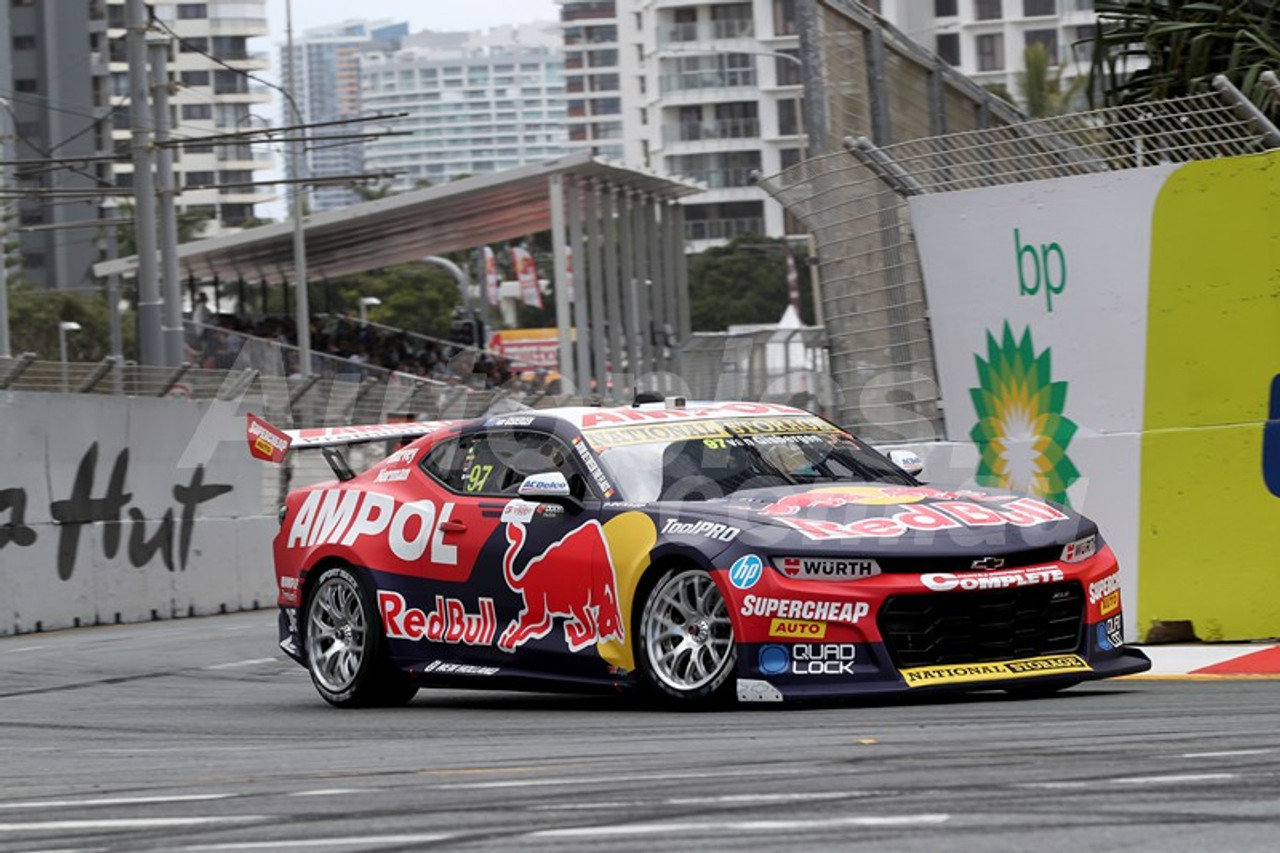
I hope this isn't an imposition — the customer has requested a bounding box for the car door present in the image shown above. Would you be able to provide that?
[455,426,620,678]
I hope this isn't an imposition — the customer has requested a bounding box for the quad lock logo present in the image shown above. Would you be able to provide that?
[758,643,856,676]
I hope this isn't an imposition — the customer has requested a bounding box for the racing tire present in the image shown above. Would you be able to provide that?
[635,567,737,708]
[304,564,418,708]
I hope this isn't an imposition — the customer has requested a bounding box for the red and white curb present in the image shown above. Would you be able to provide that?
[1130,644,1280,678]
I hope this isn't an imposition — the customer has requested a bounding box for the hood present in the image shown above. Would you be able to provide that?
[663,482,1095,559]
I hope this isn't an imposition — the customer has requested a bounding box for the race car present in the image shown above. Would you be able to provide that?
[247,400,1150,707]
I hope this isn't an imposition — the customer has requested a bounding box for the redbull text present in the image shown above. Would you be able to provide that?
[379,591,497,646]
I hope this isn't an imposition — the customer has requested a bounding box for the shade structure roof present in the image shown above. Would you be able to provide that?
[93,151,704,282]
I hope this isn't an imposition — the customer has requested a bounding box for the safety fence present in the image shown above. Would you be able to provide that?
[763,0,1279,442]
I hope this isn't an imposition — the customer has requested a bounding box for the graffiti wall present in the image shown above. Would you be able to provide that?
[908,150,1280,642]
[0,393,276,635]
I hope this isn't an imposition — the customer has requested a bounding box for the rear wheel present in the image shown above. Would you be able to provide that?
[636,567,737,707]
[304,565,417,707]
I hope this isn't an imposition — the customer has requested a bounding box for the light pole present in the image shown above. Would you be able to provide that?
[285,0,312,377]
[58,321,82,391]
[0,97,13,360]
[358,296,381,325]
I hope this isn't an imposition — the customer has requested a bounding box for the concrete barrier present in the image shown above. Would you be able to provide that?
[0,392,276,635]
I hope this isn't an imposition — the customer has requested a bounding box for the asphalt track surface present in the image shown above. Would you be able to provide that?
[2,611,1278,852]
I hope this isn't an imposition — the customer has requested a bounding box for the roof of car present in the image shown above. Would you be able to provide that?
[494,401,818,432]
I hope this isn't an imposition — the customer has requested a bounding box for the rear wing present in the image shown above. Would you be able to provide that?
[247,413,455,469]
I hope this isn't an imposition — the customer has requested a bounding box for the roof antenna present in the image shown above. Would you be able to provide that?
[633,390,664,406]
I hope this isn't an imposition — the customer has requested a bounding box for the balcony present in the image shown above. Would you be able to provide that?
[659,69,757,95]
[684,216,764,242]
[680,167,757,189]
[657,20,756,48]
[663,117,760,144]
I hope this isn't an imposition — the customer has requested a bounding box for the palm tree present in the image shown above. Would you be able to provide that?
[1089,0,1280,117]
[1020,42,1089,118]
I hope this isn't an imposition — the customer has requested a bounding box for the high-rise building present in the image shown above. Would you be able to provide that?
[560,0,642,165]
[873,0,1102,111]
[1,0,112,292]
[360,24,568,191]
[106,0,276,235]
[638,0,804,250]
[278,19,409,212]
[561,1,1115,249]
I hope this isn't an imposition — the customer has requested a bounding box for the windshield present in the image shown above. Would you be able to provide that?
[587,417,914,503]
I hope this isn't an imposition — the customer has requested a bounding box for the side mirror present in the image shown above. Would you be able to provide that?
[887,449,924,478]
[517,472,583,513]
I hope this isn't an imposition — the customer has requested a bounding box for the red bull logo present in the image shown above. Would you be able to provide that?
[498,521,624,653]
[760,486,1016,516]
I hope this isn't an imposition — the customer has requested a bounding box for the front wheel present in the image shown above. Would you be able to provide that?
[304,565,417,707]
[635,567,737,707]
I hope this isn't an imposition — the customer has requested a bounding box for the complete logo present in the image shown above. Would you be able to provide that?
[728,554,764,590]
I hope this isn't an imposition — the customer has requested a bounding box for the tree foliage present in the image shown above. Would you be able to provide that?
[1089,0,1280,117]
[687,235,813,332]
[330,261,464,339]
[5,282,135,361]
[1020,43,1088,118]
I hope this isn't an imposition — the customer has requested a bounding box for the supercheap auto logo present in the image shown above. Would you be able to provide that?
[969,322,1079,506]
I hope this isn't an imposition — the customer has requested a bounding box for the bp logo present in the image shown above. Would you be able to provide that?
[969,322,1079,506]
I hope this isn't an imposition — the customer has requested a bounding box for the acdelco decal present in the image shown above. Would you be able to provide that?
[378,591,496,646]
[778,497,1069,540]
[922,567,1064,592]
[740,596,870,624]
[1089,573,1121,615]
[285,490,458,565]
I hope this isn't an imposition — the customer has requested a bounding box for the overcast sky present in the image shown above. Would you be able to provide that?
[261,0,562,42]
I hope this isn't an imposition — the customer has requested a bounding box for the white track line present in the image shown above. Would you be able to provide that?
[179,834,454,850]
[437,767,807,790]
[1110,773,1239,785]
[0,794,232,810]
[532,814,950,838]
[1181,749,1274,758]
[531,791,872,811]
[0,816,266,832]
[204,658,278,670]
[287,789,367,798]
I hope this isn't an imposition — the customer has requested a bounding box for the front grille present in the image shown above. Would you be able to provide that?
[878,583,1084,668]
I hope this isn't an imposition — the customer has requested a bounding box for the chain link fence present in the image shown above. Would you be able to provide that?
[759,0,1279,442]
[680,326,834,415]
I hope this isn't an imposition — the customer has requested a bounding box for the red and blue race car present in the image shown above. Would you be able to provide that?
[248,399,1149,707]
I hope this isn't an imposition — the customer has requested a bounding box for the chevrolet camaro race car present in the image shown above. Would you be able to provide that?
[248,400,1150,707]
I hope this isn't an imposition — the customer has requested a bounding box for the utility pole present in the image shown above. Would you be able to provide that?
[285,0,311,377]
[0,98,12,359]
[126,0,163,365]
[150,34,184,367]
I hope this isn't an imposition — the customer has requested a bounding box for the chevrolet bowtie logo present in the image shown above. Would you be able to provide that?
[971,556,1005,570]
